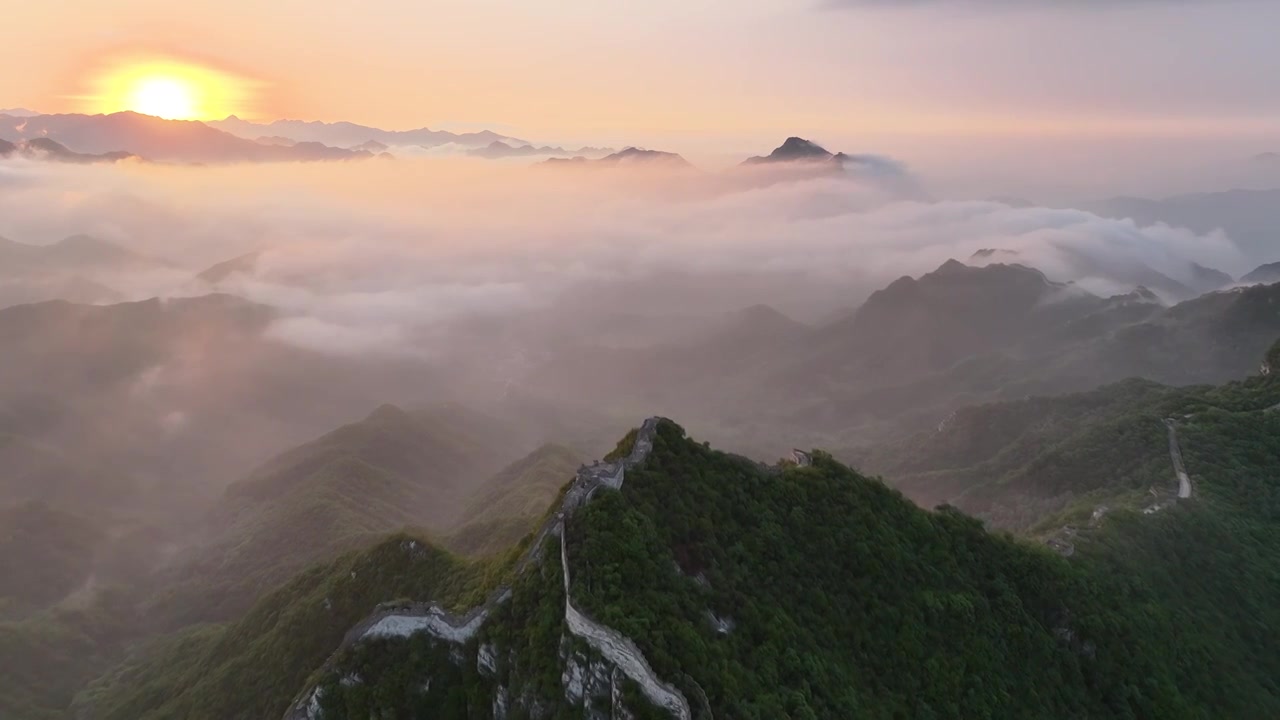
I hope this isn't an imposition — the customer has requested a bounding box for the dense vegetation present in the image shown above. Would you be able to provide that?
[0,400,566,720]
[858,339,1280,534]
[854,379,1186,530]
[5,306,1277,720]
[146,402,518,629]
[0,589,141,720]
[0,502,102,620]
[447,444,582,557]
[260,365,1280,720]
[560,414,1280,718]
[784,275,1280,444]
[314,537,571,720]
[75,533,516,720]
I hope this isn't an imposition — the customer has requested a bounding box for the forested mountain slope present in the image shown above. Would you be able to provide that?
[146,402,525,627]
[83,377,1280,720]
[858,341,1280,533]
[790,275,1280,441]
[447,443,584,557]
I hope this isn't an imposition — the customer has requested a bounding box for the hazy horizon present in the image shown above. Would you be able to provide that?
[3,0,1278,194]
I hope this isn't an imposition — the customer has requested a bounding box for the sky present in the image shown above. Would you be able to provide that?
[3,0,1279,161]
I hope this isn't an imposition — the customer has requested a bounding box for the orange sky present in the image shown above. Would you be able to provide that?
[3,0,1279,151]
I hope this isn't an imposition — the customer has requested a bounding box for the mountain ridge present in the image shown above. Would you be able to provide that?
[0,112,372,163]
[210,115,526,149]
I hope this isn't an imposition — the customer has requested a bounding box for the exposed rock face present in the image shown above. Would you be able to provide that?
[360,601,495,644]
[477,642,499,678]
[284,417,692,720]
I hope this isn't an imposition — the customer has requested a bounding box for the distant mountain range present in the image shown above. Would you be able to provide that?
[0,234,158,273]
[466,140,612,160]
[0,112,374,163]
[967,245,1235,303]
[149,401,527,626]
[534,137,889,173]
[0,136,135,164]
[1243,261,1280,285]
[0,234,175,308]
[209,115,526,149]
[541,146,694,169]
[1088,188,1280,265]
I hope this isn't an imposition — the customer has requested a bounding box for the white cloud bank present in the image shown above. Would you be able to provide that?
[0,155,1253,357]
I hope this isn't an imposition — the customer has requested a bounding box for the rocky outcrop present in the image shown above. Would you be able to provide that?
[284,417,688,720]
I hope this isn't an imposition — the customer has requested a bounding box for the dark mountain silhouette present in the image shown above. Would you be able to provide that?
[822,260,1101,380]
[0,137,135,163]
[996,241,1234,302]
[466,140,613,160]
[147,401,527,626]
[738,138,923,197]
[350,139,389,153]
[0,234,165,276]
[0,112,370,163]
[970,247,1020,261]
[742,136,840,165]
[254,135,297,147]
[1242,261,1280,285]
[783,268,1280,440]
[0,235,166,309]
[210,115,525,149]
[541,146,692,169]
[195,251,262,284]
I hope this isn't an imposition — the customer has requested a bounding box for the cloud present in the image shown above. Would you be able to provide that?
[0,154,1253,361]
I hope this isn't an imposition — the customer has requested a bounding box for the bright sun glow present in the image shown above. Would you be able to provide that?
[130,77,198,120]
[84,56,258,121]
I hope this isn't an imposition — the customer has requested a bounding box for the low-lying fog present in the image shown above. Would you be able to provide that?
[1,148,1277,506]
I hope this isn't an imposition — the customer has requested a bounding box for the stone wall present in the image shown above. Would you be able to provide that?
[284,417,685,720]
[559,520,692,720]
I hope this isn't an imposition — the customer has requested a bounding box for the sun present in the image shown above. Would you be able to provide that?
[129,76,198,120]
[82,55,259,121]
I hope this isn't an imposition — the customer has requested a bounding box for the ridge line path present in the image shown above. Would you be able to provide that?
[1164,418,1192,499]
[285,417,691,720]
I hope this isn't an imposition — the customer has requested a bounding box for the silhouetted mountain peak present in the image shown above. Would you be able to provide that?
[1242,261,1280,285]
[743,137,836,165]
[541,146,691,169]
[970,248,1019,261]
[196,251,263,284]
[366,403,412,425]
[723,304,807,339]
